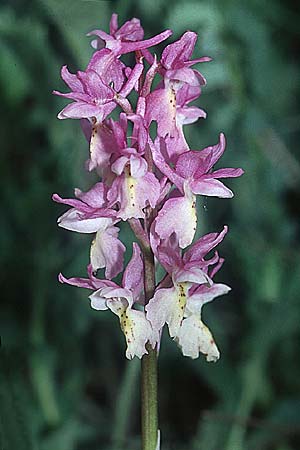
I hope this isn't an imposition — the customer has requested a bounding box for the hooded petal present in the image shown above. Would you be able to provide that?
[74,182,107,208]
[77,69,114,101]
[165,67,200,86]
[174,266,210,285]
[87,48,125,92]
[161,31,197,69]
[176,315,220,361]
[57,102,102,120]
[194,133,226,174]
[145,87,177,138]
[175,150,209,179]
[90,224,125,279]
[89,290,109,310]
[115,17,144,41]
[130,155,148,178]
[190,178,234,198]
[110,171,160,220]
[122,243,144,300]
[176,105,206,126]
[154,194,197,248]
[58,209,113,233]
[150,138,185,190]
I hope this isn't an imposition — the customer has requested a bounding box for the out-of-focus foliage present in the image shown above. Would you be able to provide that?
[1,1,300,449]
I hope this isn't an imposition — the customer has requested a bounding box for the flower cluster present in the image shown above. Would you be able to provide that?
[53,14,243,362]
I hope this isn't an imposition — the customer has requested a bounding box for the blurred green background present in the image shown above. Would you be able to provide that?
[1,1,300,449]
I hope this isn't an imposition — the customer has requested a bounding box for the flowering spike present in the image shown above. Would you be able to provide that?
[53,14,243,365]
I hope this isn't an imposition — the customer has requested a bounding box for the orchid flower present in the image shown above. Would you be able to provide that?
[88,13,172,56]
[53,183,125,279]
[54,15,244,448]
[59,245,155,359]
[151,134,244,247]
[88,244,156,359]
[146,227,230,361]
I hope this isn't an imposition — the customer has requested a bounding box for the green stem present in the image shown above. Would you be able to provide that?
[141,346,158,450]
[141,243,158,450]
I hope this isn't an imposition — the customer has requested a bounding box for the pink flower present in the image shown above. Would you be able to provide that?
[146,227,230,361]
[107,150,160,220]
[54,16,244,362]
[89,244,157,359]
[53,66,116,120]
[53,183,125,279]
[88,13,172,56]
[160,31,211,86]
[151,134,243,247]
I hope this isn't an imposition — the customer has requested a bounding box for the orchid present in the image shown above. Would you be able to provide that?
[146,227,230,361]
[53,14,243,450]
[52,183,125,279]
[150,133,243,247]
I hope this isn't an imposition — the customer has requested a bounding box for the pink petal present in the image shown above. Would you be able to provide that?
[146,286,178,335]
[150,138,184,191]
[154,195,197,248]
[87,49,125,92]
[210,168,244,178]
[90,225,125,279]
[122,243,144,299]
[53,90,90,102]
[78,69,114,101]
[210,256,225,279]
[52,193,91,213]
[194,133,226,174]
[184,226,228,263]
[119,29,172,54]
[109,13,118,35]
[184,56,212,66]
[175,150,208,179]
[190,178,234,198]
[165,67,200,86]
[58,270,114,291]
[145,87,177,138]
[74,182,107,208]
[58,209,113,233]
[60,65,85,92]
[156,244,182,275]
[116,17,144,41]
[119,62,143,97]
[174,267,209,285]
[57,102,102,119]
[161,31,197,69]
[187,283,231,314]
[130,155,148,178]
